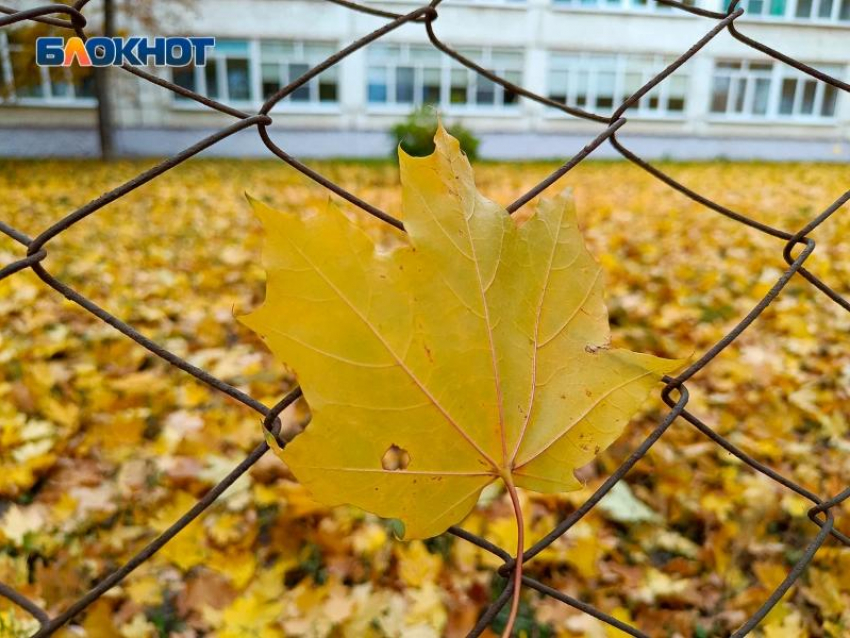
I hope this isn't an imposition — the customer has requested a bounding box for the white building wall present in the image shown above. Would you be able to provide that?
[0,0,848,159]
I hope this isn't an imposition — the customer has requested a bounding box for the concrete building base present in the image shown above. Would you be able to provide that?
[1,126,848,162]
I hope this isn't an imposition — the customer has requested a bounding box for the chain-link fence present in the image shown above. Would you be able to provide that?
[0,0,848,635]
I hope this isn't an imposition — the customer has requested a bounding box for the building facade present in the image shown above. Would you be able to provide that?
[1,0,848,159]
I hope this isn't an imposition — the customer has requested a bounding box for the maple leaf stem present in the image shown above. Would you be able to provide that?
[501,474,524,638]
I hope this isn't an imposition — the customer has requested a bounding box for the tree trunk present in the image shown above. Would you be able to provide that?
[94,0,115,160]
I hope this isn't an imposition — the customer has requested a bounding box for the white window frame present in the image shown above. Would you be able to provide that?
[551,0,699,14]
[442,0,527,3]
[709,59,774,118]
[257,40,339,106]
[379,0,528,4]
[719,0,850,22]
[0,32,96,107]
[171,38,340,111]
[366,43,524,114]
[546,52,690,119]
[708,59,843,122]
[172,39,252,106]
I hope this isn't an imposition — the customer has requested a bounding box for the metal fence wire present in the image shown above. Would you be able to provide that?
[0,0,849,635]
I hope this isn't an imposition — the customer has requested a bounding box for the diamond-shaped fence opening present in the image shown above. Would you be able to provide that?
[0,0,848,635]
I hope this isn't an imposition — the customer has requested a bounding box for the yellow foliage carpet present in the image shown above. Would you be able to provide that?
[0,158,848,637]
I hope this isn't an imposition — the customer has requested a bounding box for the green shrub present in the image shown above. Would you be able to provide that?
[390,107,481,161]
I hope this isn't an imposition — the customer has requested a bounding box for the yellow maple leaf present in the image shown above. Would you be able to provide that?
[241,126,681,635]
[243,125,680,536]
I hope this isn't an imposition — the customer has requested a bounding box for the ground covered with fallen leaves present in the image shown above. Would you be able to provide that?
[0,156,848,638]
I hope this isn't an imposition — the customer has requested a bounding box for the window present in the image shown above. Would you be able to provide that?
[553,0,624,7]
[710,60,773,116]
[548,53,688,117]
[0,31,95,104]
[552,0,696,11]
[777,65,843,118]
[259,41,338,104]
[367,44,442,106]
[725,0,850,20]
[794,0,850,20]
[732,0,788,16]
[172,39,339,107]
[172,39,251,103]
[710,60,842,119]
[452,48,523,108]
[367,44,522,110]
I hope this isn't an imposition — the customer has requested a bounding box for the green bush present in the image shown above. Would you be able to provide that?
[390,107,481,161]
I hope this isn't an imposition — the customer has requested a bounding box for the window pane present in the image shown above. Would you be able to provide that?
[396,66,414,103]
[476,77,496,105]
[551,53,578,68]
[76,70,96,99]
[261,63,279,99]
[261,41,294,57]
[818,64,844,77]
[668,75,687,112]
[450,69,468,104]
[668,75,687,97]
[319,78,337,102]
[261,63,279,82]
[368,44,398,62]
[733,77,747,112]
[841,0,850,19]
[173,66,196,98]
[49,68,71,98]
[575,70,589,107]
[624,72,642,94]
[818,0,833,16]
[779,78,796,114]
[710,76,730,112]
[668,96,685,112]
[288,63,310,101]
[504,70,521,105]
[457,48,484,65]
[304,43,334,59]
[368,67,387,103]
[422,68,440,104]
[410,46,441,65]
[216,40,250,55]
[800,80,816,114]
[795,0,813,16]
[748,0,765,13]
[8,48,41,97]
[770,0,786,14]
[15,81,43,98]
[492,50,522,69]
[205,59,219,98]
[753,78,770,114]
[227,58,250,101]
[549,70,569,97]
[821,85,838,116]
[596,70,615,109]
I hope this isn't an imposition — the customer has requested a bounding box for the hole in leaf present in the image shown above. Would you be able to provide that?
[381,444,410,471]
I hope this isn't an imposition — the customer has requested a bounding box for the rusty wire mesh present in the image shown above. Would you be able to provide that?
[0,0,849,635]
